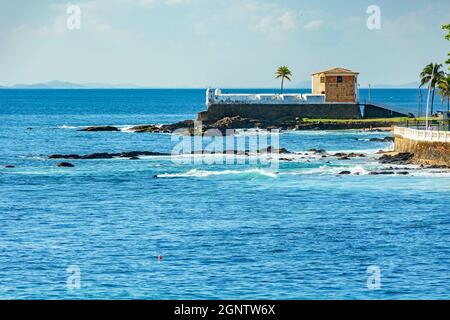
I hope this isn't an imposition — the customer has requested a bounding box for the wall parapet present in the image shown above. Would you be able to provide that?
[394,127,450,143]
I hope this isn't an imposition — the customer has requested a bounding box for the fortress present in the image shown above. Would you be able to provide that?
[198,68,407,122]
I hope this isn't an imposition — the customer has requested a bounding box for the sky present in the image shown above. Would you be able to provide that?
[0,0,449,87]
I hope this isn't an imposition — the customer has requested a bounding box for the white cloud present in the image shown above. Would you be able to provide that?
[303,19,324,30]
[225,1,297,35]
[279,12,296,30]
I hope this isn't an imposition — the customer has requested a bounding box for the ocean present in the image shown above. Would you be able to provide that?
[0,88,449,299]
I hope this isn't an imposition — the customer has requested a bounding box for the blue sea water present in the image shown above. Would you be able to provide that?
[0,89,449,300]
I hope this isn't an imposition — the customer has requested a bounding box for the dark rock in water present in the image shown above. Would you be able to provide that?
[81,152,114,159]
[129,156,140,160]
[279,158,293,162]
[49,151,171,160]
[130,124,162,133]
[396,171,410,175]
[370,136,394,143]
[308,148,327,154]
[80,126,120,132]
[5,165,15,168]
[130,120,195,134]
[49,154,81,159]
[58,162,74,167]
[379,153,413,165]
[333,152,366,158]
[347,152,366,158]
[339,171,351,175]
[370,171,395,175]
[258,146,291,154]
[27,127,33,130]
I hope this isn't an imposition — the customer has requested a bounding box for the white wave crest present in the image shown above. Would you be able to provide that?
[156,168,278,178]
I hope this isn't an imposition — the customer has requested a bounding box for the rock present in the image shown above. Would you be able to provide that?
[258,146,291,154]
[211,116,262,130]
[80,126,120,132]
[129,156,140,160]
[49,154,81,159]
[379,153,413,165]
[5,165,15,168]
[339,171,351,175]
[129,125,161,133]
[370,136,394,143]
[347,153,367,158]
[49,151,171,160]
[279,158,293,162]
[308,148,327,154]
[333,152,366,158]
[396,171,410,175]
[370,171,395,175]
[57,162,74,167]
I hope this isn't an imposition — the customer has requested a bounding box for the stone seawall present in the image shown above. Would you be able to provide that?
[200,104,361,122]
[198,103,407,122]
[394,135,450,167]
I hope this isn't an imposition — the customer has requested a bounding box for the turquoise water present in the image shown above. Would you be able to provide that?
[0,89,449,299]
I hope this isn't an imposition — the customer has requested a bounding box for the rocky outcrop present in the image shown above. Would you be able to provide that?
[57,162,75,167]
[49,151,171,160]
[48,147,293,160]
[370,137,394,143]
[332,152,367,158]
[378,152,414,165]
[80,126,120,132]
[130,120,194,134]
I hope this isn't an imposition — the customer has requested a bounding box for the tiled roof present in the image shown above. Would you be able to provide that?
[312,68,359,75]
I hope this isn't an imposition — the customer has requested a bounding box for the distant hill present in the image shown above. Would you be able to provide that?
[3,80,144,89]
[371,82,420,89]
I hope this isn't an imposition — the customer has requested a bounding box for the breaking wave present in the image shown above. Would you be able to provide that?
[156,168,278,178]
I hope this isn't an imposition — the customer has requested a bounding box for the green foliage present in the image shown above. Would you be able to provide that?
[443,24,450,41]
[420,63,445,88]
[275,66,292,94]
[443,24,450,70]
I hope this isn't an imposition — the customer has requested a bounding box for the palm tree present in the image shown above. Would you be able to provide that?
[420,63,445,126]
[438,75,450,111]
[275,66,292,94]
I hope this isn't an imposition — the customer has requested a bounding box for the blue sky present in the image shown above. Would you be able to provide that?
[0,0,449,87]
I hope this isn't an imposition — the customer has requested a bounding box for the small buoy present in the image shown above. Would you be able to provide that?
[157,255,163,261]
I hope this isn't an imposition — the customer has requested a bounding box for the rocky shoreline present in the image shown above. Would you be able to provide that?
[45,147,450,171]
[79,116,396,135]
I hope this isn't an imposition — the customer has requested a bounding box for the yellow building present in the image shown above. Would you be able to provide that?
[312,68,359,103]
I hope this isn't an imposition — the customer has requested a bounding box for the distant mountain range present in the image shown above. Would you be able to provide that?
[0,80,144,89]
[370,82,421,89]
[0,80,422,89]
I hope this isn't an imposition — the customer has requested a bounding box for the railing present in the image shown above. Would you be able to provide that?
[394,126,450,143]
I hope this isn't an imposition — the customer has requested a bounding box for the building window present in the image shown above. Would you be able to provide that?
[320,76,325,83]
[337,76,343,83]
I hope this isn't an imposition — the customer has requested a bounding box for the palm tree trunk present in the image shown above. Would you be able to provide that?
[425,83,432,129]
[280,77,284,94]
[431,87,436,115]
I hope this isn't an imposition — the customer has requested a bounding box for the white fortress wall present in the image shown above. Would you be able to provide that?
[206,88,325,106]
